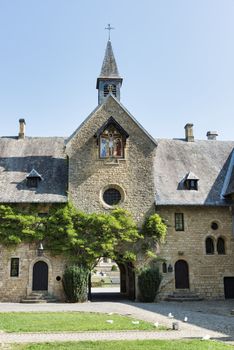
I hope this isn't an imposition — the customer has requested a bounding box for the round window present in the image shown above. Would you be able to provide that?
[211,222,218,230]
[103,188,121,206]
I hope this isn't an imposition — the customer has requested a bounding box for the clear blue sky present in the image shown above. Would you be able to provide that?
[0,0,233,140]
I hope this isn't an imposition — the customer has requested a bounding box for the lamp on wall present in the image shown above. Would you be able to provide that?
[37,242,44,257]
[168,264,173,273]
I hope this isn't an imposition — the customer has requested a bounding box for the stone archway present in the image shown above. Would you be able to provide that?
[175,260,189,289]
[117,261,135,300]
[27,256,53,296]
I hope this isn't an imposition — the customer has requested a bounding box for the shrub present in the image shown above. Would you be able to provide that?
[111,264,118,271]
[62,265,89,302]
[91,280,103,287]
[138,267,162,302]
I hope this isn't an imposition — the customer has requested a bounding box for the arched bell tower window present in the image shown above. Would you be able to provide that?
[95,117,129,159]
[104,84,117,97]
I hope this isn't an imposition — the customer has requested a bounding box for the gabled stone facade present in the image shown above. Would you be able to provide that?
[0,39,233,302]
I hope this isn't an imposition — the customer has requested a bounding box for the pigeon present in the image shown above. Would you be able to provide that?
[168,312,174,318]
[106,320,113,324]
[184,316,188,322]
[202,334,211,340]
[154,322,159,328]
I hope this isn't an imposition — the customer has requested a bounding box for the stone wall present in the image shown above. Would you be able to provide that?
[67,96,156,223]
[0,243,66,302]
[156,206,234,299]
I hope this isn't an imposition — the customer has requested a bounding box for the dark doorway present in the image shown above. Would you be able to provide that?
[175,260,189,289]
[32,261,48,291]
[224,277,234,299]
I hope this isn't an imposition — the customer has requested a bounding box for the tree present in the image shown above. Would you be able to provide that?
[45,205,141,269]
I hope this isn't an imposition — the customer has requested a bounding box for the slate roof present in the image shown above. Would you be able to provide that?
[225,168,234,196]
[99,40,121,78]
[154,139,234,206]
[0,137,67,203]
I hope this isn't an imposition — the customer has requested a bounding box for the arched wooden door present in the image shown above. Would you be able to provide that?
[32,261,48,291]
[175,260,189,289]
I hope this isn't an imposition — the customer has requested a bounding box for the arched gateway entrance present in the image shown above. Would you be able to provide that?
[32,261,48,291]
[175,260,189,289]
[90,259,135,301]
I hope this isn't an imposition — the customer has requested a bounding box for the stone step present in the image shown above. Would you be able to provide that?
[20,292,57,303]
[166,291,203,302]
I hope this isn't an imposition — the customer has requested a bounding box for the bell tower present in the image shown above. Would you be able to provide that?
[96,40,123,105]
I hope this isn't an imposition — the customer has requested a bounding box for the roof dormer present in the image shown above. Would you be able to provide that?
[184,171,199,190]
[26,169,43,188]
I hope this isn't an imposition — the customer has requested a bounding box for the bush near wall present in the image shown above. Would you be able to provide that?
[138,267,162,302]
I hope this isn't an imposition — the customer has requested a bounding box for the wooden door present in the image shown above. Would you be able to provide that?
[175,260,189,289]
[32,261,48,291]
[224,277,234,299]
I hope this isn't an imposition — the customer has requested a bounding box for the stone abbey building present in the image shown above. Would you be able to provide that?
[0,40,234,302]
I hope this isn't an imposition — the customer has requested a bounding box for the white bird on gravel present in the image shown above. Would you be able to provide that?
[202,334,211,340]
[168,312,174,318]
[184,316,188,322]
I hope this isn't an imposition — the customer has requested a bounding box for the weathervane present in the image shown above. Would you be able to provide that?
[105,24,115,41]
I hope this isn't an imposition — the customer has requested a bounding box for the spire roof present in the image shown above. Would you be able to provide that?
[99,40,121,78]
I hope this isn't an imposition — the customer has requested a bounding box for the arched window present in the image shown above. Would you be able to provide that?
[162,262,167,273]
[103,84,117,97]
[205,237,214,255]
[217,237,225,255]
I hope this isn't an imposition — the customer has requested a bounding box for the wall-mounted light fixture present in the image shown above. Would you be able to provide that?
[37,242,44,257]
[168,264,173,273]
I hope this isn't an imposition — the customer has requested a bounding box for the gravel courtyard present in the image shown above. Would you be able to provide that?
[0,299,233,345]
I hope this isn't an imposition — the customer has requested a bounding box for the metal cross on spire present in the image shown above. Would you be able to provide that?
[105,24,115,41]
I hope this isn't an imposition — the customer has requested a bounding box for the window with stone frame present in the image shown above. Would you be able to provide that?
[10,258,19,277]
[175,213,184,231]
[205,237,214,255]
[217,237,225,255]
[96,117,129,160]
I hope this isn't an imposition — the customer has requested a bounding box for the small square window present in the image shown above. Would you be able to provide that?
[175,213,184,231]
[10,258,19,277]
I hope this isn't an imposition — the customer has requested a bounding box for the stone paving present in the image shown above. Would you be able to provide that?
[0,300,233,345]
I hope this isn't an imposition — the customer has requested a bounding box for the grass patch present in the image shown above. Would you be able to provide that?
[0,312,160,333]
[13,340,233,350]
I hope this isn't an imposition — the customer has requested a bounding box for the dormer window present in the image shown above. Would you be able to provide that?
[26,169,42,188]
[183,171,199,191]
[95,117,129,159]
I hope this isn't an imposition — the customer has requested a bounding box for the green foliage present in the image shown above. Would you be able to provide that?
[143,213,167,242]
[111,264,118,271]
[62,265,89,302]
[138,267,162,302]
[0,205,45,245]
[0,203,167,270]
[45,205,140,269]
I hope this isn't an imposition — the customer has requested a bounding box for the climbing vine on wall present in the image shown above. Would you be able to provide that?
[0,203,167,269]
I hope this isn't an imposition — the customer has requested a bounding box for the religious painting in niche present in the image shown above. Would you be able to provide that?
[100,125,123,158]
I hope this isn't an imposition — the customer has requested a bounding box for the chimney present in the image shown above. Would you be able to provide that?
[206,131,218,140]
[184,123,194,142]
[18,119,26,139]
